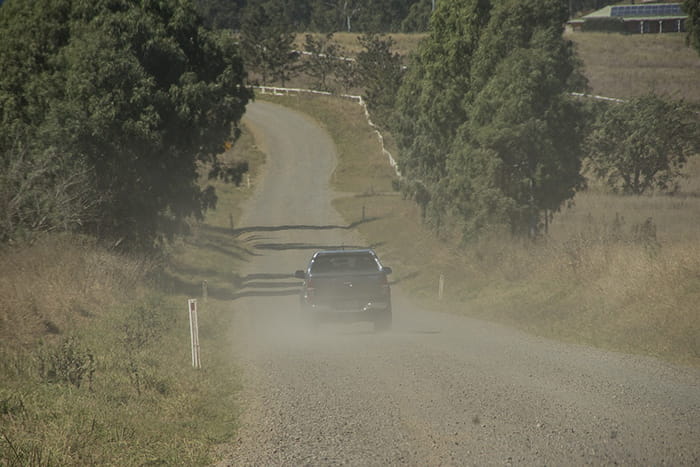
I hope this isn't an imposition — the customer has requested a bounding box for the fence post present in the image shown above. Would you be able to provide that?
[202,280,208,304]
[438,274,445,301]
[188,299,201,369]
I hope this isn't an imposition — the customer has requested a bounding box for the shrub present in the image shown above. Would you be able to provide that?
[36,336,95,389]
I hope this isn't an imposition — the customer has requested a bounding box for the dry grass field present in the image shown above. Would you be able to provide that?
[567,31,700,102]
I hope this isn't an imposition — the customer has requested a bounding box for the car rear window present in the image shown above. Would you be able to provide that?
[311,253,379,273]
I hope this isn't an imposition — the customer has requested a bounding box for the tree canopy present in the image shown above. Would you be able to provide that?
[239,4,297,85]
[355,33,405,125]
[685,0,700,56]
[394,0,587,238]
[195,0,428,32]
[586,95,700,195]
[193,0,623,33]
[0,0,252,248]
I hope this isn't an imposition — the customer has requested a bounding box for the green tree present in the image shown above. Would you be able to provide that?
[195,0,246,30]
[394,0,490,186]
[685,0,700,56]
[240,4,297,84]
[451,47,586,235]
[334,53,358,92]
[301,33,345,91]
[311,0,367,32]
[356,33,404,127]
[401,0,432,32]
[0,0,252,248]
[586,95,700,195]
[393,0,587,238]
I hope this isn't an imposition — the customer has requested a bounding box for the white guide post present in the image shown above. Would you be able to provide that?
[188,299,201,369]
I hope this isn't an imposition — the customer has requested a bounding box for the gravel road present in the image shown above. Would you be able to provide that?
[217,101,700,466]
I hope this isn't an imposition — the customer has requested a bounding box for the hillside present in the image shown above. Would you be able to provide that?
[567,31,700,102]
[294,31,700,103]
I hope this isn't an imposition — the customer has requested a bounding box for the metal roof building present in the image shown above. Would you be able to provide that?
[568,3,687,34]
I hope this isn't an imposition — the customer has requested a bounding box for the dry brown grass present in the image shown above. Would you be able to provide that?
[567,32,700,102]
[0,235,153,347]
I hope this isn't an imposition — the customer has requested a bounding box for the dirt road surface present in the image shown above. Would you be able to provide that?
[217,101,700,466]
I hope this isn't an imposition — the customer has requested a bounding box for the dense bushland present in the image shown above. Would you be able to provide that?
[0,0,251,249]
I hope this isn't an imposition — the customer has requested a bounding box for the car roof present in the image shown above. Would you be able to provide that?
[312,248,376,257]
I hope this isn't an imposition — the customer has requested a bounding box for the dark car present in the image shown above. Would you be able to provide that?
[294,249,392,331]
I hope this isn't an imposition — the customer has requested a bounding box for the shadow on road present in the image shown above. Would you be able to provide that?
[224,217,382,237]
[155,271,238,300]
[253,242,366,251]
[228,271,303,301]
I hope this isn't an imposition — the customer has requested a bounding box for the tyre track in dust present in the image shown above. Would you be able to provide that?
[217,101,700,466]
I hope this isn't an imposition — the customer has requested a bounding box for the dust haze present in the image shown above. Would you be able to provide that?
[218,102,700,465]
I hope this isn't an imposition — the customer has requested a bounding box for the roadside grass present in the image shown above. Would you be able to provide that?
[262,92,700,366]
[0,124,264,464]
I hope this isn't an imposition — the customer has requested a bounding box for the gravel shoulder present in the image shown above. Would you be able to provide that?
[216,101,700,466]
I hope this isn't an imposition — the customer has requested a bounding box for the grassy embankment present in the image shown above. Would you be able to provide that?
[0,127,264,464]
[261,30,700,366]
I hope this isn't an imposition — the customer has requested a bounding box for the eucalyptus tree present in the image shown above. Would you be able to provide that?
[586,95,700,195]
[394,0,587,238]
[356,33,404,126]
[240,4,297,85]
[301,33,345,91]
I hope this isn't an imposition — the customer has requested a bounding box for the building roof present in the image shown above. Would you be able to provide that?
[582,3,687,21]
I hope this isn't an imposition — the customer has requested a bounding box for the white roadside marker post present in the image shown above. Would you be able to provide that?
[188,299,201,369]
[438,274,445,301]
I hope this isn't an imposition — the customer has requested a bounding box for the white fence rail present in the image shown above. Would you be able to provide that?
[254,85,401,178]
[254,85,634,181]
[570,92,626,103]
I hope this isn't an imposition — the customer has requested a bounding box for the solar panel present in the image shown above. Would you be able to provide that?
[610,4,684,18]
